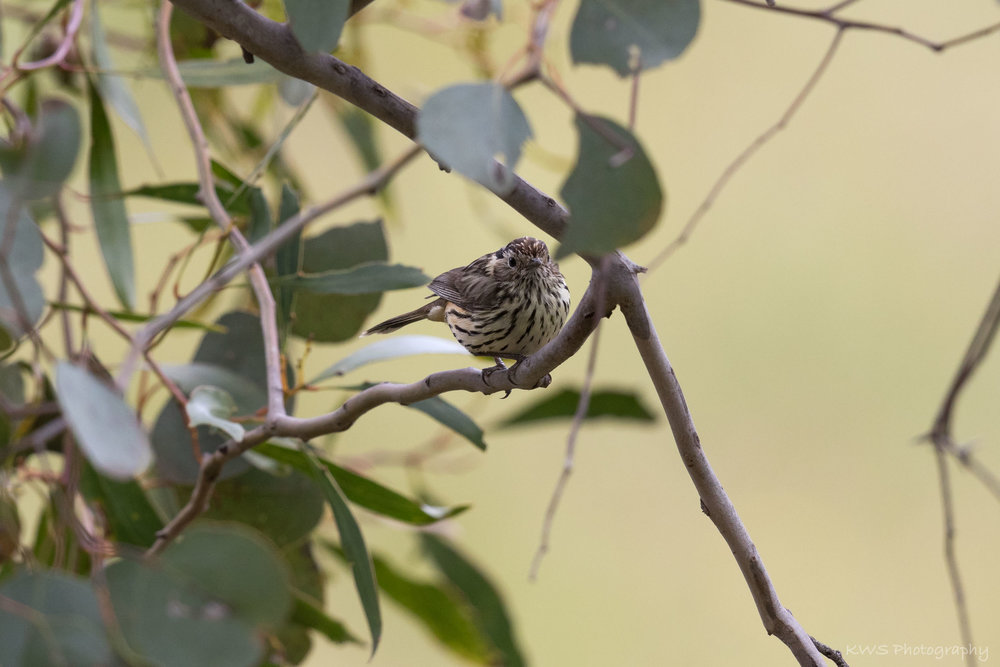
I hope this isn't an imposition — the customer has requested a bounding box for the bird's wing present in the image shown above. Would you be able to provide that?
[428,254,498,311]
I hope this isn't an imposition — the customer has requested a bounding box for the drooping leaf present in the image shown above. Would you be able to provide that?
[417,82,532,195]
[160,523,292,629]
[558,115,663,257]
[90,4,153,153]
[0,570,112,667]
[89,79,136,309]
[203,466,325,547]
[290,220,389,342]
[124,181,254,216]
[312,335,470,382]
[409,396,487,450]
[421,534,525,667]
[299,445,382,654]
[284,0,350,53]
[107,523,291,667]
[79,461,163,548]
[570,0,700,76]
[55,362,152,480]
[185,385,245,442]
[163,58,285,87]
[152,312,278,483]
[290,591,362,645]
[0,99,81,200]
[498,388,656,427]
[281,262,430,295]
[47,302,221,331]
[372,553,491,662]
[256,441,467,526]
[0,189,45,342]
[275,184,302,337]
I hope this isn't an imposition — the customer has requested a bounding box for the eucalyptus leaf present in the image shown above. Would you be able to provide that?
[55,362,152,480]
[498,388,656,427]
[290,592,362,645]
[0,99,81,200]
[256,442,467,526]
[91,4,153,152]
[89,79,136,309]
[0,189,45,340]
[417,82,532,195]
[291,220,389,342]
[409,396,487,450]
[312,335,470,382]
[570,0,700,76]
[185,385,245,442]
[79,461,163,548]
[0,570,112,667]
[281,262,430,295]
[299,446,382,654]
[284,0,350,53]
[558,115,663,257]
[421,534,525,667]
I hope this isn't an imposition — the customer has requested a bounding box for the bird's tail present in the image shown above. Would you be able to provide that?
[361,301,438,336]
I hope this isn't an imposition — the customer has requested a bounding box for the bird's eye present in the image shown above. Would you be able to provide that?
[507,256,517,268]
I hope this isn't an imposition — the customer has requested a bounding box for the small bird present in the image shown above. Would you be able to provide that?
[362,236,571,376]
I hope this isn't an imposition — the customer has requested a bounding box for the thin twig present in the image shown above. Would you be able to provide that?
[720,0,1000,52]
[933,446,975,667]
[155,0,286,418]
[646,28,845,271]
[11,0,85,71]
[530,261,609,580]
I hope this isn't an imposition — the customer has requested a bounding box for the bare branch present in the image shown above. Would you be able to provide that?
[933,447,975,667]
[620,274,830,666]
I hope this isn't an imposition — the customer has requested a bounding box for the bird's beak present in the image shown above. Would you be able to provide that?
[530,257,543,267]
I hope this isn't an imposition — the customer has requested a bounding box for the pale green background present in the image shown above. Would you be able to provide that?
[41,0,1000,665]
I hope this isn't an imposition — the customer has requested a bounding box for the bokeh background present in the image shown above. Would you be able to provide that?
[37,0,1000,664]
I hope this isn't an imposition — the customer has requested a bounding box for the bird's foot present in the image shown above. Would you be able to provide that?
[481,357,512,398]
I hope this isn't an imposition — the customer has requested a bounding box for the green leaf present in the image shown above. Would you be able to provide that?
[161,523,292,629]
[498,388,656,427]
[290,220,389,342]
[107,523,290,667]
[0,189,45,340]
[107,559,261,667]
[312,335,470,382]
[0,570,113,667]
[185,385,245,442]
[55,362,152,480]
[284,0,350,52]
[203,466,325,547]
[91,4,153,153]
[417,82,532,195]
[290,591,362,645]
[89,79,136,309]
[421,534,525,667]
[152,313,278,484]
[47,302,222,331]
[124,181,254,216]
[299,445,382,654]
[79,461,164,548]
[372,553,491,662]
[256,442,467,526]
[570,0,700,76]
[276,185,302,337]
[409,396,487,450]
[168,58,285,87]
[558,115,663,257]
[0,99,81,200]
[281,262,430,295]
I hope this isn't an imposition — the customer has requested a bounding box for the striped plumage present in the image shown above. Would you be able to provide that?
[362,237,570,365]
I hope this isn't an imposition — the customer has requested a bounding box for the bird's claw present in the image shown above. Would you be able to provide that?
[481,359,513,398]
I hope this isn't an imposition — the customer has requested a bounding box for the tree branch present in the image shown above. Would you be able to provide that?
[619,272,831,666]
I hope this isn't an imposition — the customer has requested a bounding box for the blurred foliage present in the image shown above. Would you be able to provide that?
[0,0,691,663]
